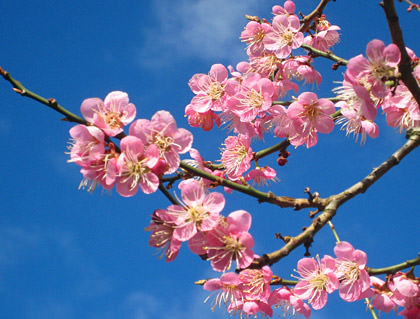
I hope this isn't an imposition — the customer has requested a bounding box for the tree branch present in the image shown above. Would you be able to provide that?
[301,44,349,65]
[299,0,332,33]
[0,66,87,125]
[367,253,420,275]
[381,0,420,108]
[251,130,420,268]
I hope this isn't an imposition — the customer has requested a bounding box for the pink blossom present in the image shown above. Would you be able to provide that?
[68,124,105,167]
[81,91,136,137]
[347,39,400,98]
[241,22,272,57]
[304,17,340,52]
[269,287,311,318]
[334,241,371,302]
[335,100,379,144]
[389,272,419,299]
[263,14,304,59]
[188,64,229,112]
[227,73,275,122]
[206,210,254,272]
[145,209,181,262]
[244,166,277,186]
[203,272,243,311]
[239,265,273,301]
[294,255,339,310]
[287,92,335,148]
[129,110,193,174]
[272,1,296,15]
[166,179,225,241]
[221,134,253,179]
[184,104,221,131]
[116,136,160,196]
[370,276,398,313]
[283,56,322,86]
[334,74,378,121]
[79,154,118,192]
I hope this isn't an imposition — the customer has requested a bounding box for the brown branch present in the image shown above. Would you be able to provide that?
[299,0,332,33]
[180,161,327,210]
[251,129,420,268]
[381,0,420,108]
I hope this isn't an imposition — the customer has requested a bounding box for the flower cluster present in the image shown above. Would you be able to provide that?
[183,0,420,187]
[146,179,255,271]
[200,241,419,318]
[68,91,193,196]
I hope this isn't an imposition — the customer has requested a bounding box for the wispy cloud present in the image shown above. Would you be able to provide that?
[136,0,260,68]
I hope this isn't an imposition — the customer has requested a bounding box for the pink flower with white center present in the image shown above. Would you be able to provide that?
[269,287,311,318]
[79,154,118,192]
[228,73,275,122]
[383,79,420,131]
[239,265,273,301]
[129,110,193,174]
[304,17,340,52]
[206,210,254,272]
[241,21,272,57]
[334,241,371,302]
[370,276,398,313]
[283,56,322,86]
[68,124,105,167]
[188,64,229,112]
[145,209,181,262]
[294,255,339,310]
[273,1,296,15]
[263,14,304,59]
[203,272,243,311]
[116,135,160,197]
[166,179,225,242]
[221,134,253,180]
[347,39,401,98]
[335,100,379,144]
[287,92,335,148]
[334,75,378,121]
[389,272,419,299]
[244,166,277,186]
[184,104,221,131]
[81,91,136,137]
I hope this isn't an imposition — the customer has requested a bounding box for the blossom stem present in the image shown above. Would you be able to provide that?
[381,0,420,109]
[0,66,87,125]
[179,161,327,210]
[367,254,420,275]
[327,221,340,243]
[301,44,349,65]
[158,183,180,206]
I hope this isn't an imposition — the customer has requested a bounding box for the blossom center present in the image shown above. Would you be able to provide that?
[208,82,224,100]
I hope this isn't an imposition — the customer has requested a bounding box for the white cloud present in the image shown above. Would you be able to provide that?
[136,0,260,68]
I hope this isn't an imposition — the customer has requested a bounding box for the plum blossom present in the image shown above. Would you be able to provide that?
[287,92,335,148]
[81,91,136,137]
[269,286,311,318]
[184,104,221,131]
[145,209,181,262]
[129,110,193,174]
[304,16,340,52]
[68,124,105,166]
[166,179,225,241]
[334,241,371,302]
[188,64,230,112]
[203,272,243,311]
[241,21,272,57]
[227,73,275,122]
[347,39,401,98]
[206,210,254,272]
[245,166,277,186]
[221,134,253,179]
[116,136,160,196]
[263,14,304,59]
[294,255,339,310]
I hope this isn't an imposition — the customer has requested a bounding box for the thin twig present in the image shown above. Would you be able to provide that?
[0,66,87,124]
[381,0,420,109]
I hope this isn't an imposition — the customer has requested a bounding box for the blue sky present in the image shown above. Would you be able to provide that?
[1,1,419,319]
